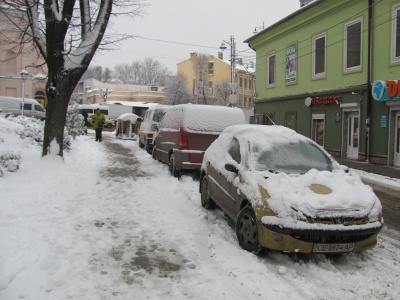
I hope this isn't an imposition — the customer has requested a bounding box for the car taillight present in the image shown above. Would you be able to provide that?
[179,134,188,150]
[147,133,153,138]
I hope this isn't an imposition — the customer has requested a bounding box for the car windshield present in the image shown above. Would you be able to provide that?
[253,140,335,174]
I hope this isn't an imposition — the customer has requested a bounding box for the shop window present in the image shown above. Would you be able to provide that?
[345,19,362,70]
[312,114,325,147]
[312,32,326,77]
[392,4,400,62]
[267,52,276,86]
[284,111,297,131]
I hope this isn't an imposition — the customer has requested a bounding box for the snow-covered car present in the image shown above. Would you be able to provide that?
[199,124,383,255]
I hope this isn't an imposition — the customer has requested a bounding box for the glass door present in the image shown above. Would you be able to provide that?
[347,112,359,159]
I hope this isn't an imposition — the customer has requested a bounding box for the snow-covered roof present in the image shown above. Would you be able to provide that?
[107,101,161,108]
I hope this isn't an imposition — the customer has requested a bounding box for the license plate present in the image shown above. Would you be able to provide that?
[313,243,355,253]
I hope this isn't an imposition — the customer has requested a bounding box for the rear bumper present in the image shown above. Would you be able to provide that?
[173,150,204,171]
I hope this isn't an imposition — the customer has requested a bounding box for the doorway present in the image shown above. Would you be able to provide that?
[395,112,400,166]
[347,112,359,159]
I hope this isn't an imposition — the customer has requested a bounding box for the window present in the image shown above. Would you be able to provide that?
[345,19,362,70]
[265,113,275,125]
[244,97,247,107]
[267,52,276,86]
[244,79,248,89]
[249,79,253,90]
[392,4,400,62]
[240,77,243,88]
[208,81,213,88]
[312,114,325,147]
[208,62,214,75]
[312,32,326,77]
[228,138,241,164]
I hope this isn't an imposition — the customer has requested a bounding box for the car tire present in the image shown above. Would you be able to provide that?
[236,206,265,255]
[169,154,181,178]
[107,123,112,128]
[200,176,215,209]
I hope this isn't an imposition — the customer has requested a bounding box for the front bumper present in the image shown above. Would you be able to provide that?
[258,218,383,253]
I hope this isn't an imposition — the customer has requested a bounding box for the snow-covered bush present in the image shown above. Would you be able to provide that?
[7,115,44,144]
[0,151,22,177]
[65,102,85,140]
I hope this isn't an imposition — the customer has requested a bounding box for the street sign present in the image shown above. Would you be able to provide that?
[228,83,239,93]
[228,94,238,104]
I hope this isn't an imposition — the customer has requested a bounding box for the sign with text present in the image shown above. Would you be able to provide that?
[305,96,340,106]
[372,80,400,101]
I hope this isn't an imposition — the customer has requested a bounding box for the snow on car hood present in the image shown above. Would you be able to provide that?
[253,169,380,220]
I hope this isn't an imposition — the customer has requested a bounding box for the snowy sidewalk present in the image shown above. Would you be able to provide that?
[1,130,400,300]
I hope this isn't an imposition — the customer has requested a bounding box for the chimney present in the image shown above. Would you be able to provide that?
[218,52,223,60]
[300,0,313,7]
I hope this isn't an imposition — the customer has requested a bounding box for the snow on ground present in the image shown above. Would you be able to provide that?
[1,120,400,300]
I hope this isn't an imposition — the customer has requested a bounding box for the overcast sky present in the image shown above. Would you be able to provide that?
[91,0,303,74]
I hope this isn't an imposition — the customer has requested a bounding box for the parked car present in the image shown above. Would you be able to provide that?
[152,104,246,177]
[138,105,169,153]
[200,124,383,254]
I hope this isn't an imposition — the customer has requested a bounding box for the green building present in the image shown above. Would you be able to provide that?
[245,0,400,166]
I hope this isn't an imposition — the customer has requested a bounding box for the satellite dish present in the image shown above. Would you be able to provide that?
[228,94,238,104]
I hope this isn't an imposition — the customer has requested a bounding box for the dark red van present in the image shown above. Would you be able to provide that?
[152,104,246,177]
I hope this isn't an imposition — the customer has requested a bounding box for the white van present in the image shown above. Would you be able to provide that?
[78,104,109,119]
[138,105,170,153]
[0,96,46,120]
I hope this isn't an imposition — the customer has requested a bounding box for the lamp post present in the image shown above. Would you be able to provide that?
[219,36,238,106]
[20,68,29,116]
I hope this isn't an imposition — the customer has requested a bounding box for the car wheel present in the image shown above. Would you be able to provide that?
[169,154,181,178]
[236,206,265,255]
[107,123,112,128]
[200,176,215,209]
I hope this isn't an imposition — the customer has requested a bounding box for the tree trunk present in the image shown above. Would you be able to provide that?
[42,71,79,157]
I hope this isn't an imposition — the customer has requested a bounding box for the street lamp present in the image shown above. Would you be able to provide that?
[20,68,29,116]
[219,36,238,105]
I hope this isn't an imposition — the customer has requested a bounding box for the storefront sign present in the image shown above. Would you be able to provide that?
[380,115,388,128]
[305,96,340,106]
[286,44,297,83]
[372,80,400,101]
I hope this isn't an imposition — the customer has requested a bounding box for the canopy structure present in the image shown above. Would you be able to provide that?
[115,113,141,140]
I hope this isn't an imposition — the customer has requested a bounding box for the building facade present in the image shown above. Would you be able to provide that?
[177,52,255,119]
[245,0,400,166]
[0,1,47,106]
[77,78,166,105]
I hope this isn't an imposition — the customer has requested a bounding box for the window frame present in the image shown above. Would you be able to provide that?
[312,32,326,78]
[344,18,363,72]
[266,51,276,87]
[311,113,326,147]
[392,4,400,63]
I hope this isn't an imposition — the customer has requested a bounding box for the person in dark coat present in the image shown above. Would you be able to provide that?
[81,109,89,135]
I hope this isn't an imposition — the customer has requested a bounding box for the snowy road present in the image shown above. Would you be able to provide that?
[1,130,400,300]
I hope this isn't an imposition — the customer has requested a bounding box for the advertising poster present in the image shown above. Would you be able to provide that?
[286,43,297,83]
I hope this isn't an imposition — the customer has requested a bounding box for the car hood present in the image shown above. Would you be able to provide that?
[244,168,380,220]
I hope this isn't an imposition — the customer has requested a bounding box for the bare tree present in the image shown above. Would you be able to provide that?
[193,53,214,105]
[81,66,113,82]
[113,58,169,85]
[213,80,231,106]
[163,74,191,105]
[0,0,147,157]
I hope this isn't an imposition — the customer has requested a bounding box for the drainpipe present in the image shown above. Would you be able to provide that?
[365,0,373,162]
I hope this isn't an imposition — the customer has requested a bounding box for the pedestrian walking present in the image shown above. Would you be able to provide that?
[81,109,89,135]
[92,108,105,142]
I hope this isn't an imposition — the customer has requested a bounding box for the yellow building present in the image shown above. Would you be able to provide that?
[177,52,255,119]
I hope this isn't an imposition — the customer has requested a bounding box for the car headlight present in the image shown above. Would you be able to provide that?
[368,199,383,223]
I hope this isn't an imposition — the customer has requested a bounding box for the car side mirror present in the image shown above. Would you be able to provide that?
[151,123,158,131]
[225,163,239,174]
[341,165,349,173]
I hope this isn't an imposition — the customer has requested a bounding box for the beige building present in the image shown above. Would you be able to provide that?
[177,52,255,119]
[0,1,48,107]
[77,78,166,105]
